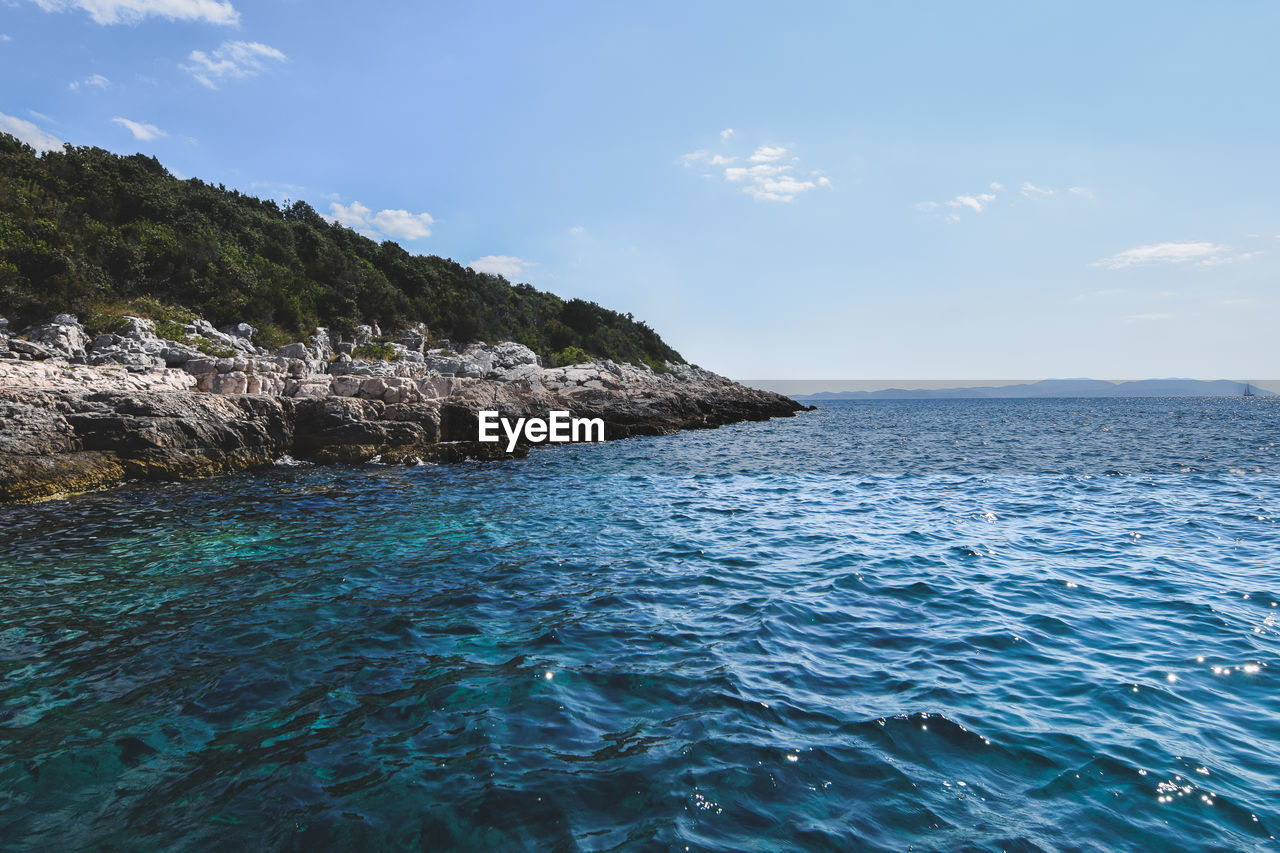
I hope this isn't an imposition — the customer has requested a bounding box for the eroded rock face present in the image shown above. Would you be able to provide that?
[19,315,91,361]
[0,389,294,503]
[87,316,206,371]
[0,314,806,502]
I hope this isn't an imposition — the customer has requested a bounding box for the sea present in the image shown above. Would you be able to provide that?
[1,398,1278,851]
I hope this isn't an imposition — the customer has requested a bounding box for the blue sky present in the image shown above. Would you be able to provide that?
[2,1,1277,380]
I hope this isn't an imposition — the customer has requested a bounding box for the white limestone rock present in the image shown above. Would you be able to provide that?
[23,315,90,360]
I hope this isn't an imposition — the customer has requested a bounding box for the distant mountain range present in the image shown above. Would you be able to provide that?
[795,379,1274,400]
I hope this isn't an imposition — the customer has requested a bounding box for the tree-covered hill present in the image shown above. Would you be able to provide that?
[0,133,682,368]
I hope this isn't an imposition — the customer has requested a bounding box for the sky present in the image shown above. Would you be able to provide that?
[1,0,1277,380]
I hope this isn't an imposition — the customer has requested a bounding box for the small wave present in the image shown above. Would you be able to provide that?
[272,454,313,467]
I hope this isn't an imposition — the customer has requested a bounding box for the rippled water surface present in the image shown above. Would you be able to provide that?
[2,398,1279,851]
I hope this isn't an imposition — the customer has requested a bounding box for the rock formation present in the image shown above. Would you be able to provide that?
[0,314,805,502]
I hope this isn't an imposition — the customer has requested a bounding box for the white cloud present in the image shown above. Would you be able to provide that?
[947,193,996,213]
[724,159,822,201]
[1195,250,1260,269]
[468,255,530,278]
[112,116,165,140]
[1021,181,1054,197]
[733,148,828,201]
[0,111,63,152]
[183,40,285,89]
[749,145,787,163]
[919,183,1003,218]
[1125,312,1173,322]
[70,73,110,91]
[720,128,734,140]
[1092,241,1230,269]
[369,208,434,241]
[326,201,434,241]
[569,225,585,235]
[1069,186,1094,198]
[744,175,820,202]
[32,0,238,25]
[2,34,12,42]
[687,138,829,203]
[724,163,782,182]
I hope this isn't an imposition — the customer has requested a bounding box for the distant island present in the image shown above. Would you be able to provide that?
[793,379,1274,400]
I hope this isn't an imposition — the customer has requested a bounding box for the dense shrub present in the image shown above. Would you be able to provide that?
[351,342,402,361]
[0,134,684,367]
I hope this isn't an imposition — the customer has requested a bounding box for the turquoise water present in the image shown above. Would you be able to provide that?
[1,398,1278,851]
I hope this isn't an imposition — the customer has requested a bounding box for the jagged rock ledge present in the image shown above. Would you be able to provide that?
[0,314,805,503]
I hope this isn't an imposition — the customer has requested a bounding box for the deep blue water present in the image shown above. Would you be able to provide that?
[1,398,1279,851]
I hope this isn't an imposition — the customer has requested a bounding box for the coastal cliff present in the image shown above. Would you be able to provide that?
[0,315,803,503]
[0,137,805,503]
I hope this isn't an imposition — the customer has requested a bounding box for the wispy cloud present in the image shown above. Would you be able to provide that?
[1125,312,1173,322]
[720,128,734,141]
[724,161,818,202]
[112,116,165,140]
[0,111,63,152]
[1069,186,1094,198]
[685,139,830,203]
[734,146,827,202]
[2,34,13,42]
[749,145,787,163]
[183,40,285,89]
[32,0,239,25]
[918,183,1002,220]
[919,179,1079,220]
[568,225,585,235]
[685,150,735,167]
[468,255,530,278]
[948,193,996,213]
[327,201,434,241]
[69,73,110,91]
[1091,241,1242,270]
[1198,250,1260,268]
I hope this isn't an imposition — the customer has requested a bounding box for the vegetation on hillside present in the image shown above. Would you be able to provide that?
[0,133,683,367]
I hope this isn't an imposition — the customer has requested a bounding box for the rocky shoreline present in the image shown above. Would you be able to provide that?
[0,314,805,503]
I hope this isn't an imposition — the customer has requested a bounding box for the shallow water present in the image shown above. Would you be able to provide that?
[1,398,1278,851]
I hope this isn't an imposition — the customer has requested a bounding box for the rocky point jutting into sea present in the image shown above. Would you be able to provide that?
[0,313,804,503]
